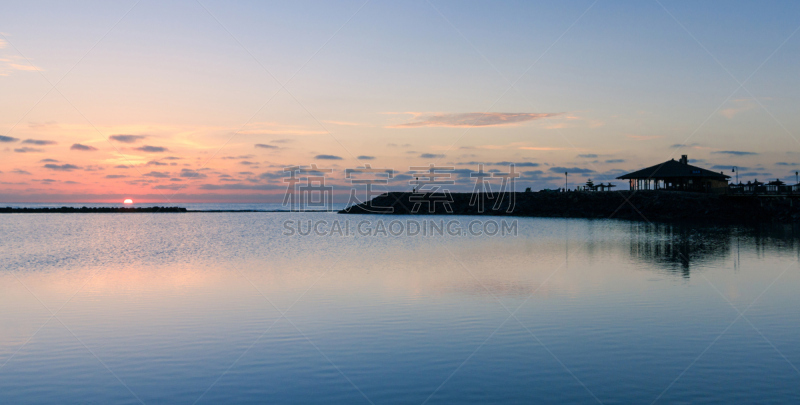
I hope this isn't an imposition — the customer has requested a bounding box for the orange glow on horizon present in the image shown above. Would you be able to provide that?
[123,199,133,204]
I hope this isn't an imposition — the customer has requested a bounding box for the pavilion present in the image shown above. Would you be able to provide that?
[616,155,730,193]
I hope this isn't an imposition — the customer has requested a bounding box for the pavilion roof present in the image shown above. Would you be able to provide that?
[616,159,730,180]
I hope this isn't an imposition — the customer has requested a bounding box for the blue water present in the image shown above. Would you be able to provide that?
[1,212,799,404]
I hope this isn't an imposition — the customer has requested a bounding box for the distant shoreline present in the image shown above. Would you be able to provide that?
[0,207,332,213]
[340,191,800,224]
[7,191,800,224]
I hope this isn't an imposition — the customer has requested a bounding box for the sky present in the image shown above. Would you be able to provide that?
[1,0,800,203]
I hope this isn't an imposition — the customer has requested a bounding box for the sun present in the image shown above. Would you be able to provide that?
[123,199,133,204]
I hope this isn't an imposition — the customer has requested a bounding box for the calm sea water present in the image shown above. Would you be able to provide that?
[1,212,799,404]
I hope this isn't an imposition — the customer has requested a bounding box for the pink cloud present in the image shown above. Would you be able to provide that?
[389,112,562,128]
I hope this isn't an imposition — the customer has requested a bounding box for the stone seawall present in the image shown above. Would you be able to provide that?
[0,206,188,213]
[340,191,800,224]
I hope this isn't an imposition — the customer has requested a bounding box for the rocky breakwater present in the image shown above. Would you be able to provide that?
[1,206,188,213]
[340,191,800,224]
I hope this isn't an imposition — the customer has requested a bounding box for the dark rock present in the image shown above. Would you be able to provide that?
[0,206,188,213]
[340,191,800,224]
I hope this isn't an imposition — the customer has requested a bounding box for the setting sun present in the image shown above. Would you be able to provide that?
[123,199,133,204]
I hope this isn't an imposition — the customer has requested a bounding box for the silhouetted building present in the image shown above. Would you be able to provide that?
[744,179,765,193]
[617,155,729,192]
[766,179,789,193]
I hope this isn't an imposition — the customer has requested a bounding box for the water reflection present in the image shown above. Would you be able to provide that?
[628,222,800,278]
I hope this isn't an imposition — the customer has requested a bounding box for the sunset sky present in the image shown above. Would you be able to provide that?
[2,0,800,202]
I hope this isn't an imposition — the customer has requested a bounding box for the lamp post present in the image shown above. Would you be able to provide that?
[732,166,738,185]
[795,171,798,185]
[565,172,568,192]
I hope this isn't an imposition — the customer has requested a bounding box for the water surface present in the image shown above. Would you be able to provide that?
[1,213,799,404]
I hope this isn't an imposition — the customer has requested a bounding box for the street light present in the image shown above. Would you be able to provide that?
[565,172,568,192]
[732,166,738,185]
